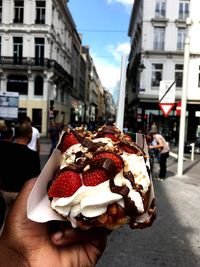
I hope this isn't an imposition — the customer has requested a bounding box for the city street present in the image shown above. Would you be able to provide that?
[97,154,200,267]
[40,140,200,267]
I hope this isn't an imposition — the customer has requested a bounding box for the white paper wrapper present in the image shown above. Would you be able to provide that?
[27,132,156,227]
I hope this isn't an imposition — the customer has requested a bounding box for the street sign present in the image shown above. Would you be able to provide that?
[159,80,176,103]
[0,91,19,120]
[159,103,174,117]
[159,80,176,116]
[176,101,181,116]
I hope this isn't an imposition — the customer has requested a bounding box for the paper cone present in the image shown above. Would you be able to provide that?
[27,132,156,228]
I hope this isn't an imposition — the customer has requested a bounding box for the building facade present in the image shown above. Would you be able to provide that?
[0,0,74,134]
[0,0,116,135]
[126,0,200,141]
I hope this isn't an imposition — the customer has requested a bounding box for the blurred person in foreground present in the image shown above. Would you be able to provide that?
[20,116,40,153]
[0,123,40,212]
[147,131,170,180]
[0,178,107,266]
[0,126,14,229]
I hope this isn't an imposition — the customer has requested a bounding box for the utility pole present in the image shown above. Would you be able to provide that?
[116,54,127,131]
[177,18,192,176]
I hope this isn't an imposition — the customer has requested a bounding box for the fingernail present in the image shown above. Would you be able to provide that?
[53,231,63,240]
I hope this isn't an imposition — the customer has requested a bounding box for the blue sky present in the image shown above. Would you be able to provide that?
[68,0,133,93]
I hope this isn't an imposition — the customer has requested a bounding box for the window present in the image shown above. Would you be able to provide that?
[151,64,163,87]
[0,0,2,23]
[13,0,24,23]
[154,27,165,50]
[13,37,23,64]
[35,0,46,24]
[35,38,44,65]
[177,28,186,51]
[175,64,183,88]
[179,1,189,19]
[155,0,166,18]
[34,76,43,95]
[7,75,28,95]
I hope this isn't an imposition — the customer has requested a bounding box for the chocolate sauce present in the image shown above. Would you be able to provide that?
[109,179,130,196]
[52,125,156,229]
[96,125,120,138]
[90,158,117,178]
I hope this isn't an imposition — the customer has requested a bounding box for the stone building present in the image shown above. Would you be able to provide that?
[126,0,200,141]
[0,0,75,134]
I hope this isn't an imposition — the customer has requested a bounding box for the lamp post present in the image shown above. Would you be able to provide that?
[177,18,192,176]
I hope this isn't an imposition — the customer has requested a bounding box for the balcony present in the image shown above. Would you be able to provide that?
[0,56,73,86]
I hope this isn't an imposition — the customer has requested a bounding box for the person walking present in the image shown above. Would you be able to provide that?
[20,116,40,153]
[48,120,60,156]
[148,131,170,180]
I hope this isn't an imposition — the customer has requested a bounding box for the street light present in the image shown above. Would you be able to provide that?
[177,17,192,176]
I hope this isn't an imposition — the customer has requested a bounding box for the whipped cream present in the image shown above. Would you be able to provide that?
[51,139,150,227]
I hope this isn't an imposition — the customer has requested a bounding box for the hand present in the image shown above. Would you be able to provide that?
[0,179,107,267]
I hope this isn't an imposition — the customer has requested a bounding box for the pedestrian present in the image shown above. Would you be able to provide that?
[48,120,60,156]
[0,125,14,142]
[150,122,158,133]
[147,131,170,180]
[20,116,40,153]
[0,123,41,218]
[0,126,14,230]
[0,178,107,266]
[172,122,178,146]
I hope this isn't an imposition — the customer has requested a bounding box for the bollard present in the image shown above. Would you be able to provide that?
[190,143,195,161]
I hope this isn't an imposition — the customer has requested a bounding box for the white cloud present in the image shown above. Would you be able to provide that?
[92,54,120,93]
[91,42,130,93]
[107,0,133,13]
[116,42,131,55]
[107,0,134,7]
[106,42,130,61]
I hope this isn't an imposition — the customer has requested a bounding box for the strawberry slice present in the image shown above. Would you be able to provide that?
[104,133,119,142]
[48,170,82,197]
[82,169,109,186]
[93,152,123,173]
[123,134,132,142]
[121,143,143,155]
[58,131,79,153]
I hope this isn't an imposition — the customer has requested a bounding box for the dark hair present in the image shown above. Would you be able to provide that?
[19,116,32,124]
[15,123,32,139]
[0,127,13,140]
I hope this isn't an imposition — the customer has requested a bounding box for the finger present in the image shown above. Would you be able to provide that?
[50,227,82,246]
[51,226,108,249]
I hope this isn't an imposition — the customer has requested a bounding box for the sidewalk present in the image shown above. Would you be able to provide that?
[40,138,200,180]
[40,137,51,156]
[169,143,200,180]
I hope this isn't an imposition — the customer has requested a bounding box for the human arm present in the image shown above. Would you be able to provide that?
[0,179,107,267]
[148,136,164,150]
[148,143,163,150]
